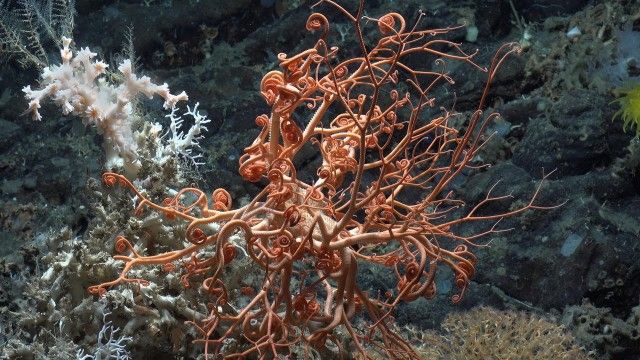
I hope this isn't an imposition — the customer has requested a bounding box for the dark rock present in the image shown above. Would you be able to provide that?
[475,0,512,38]
[0,119,22,152]
[512,89,619,178]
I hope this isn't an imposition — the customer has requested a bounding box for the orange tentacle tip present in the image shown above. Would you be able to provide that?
[114,235,131,253]
[212,188,231,211]
[240,286,255,296]
[161,197,175,207]
[222,244,237,264]
[188,227,208,244]
[283,206,300,227]
[87,285,107,297]
[163,262,176,273]
[102,173,120,187]
[378,13,402,34]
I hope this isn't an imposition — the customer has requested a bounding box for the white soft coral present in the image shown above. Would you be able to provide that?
[22,37,189,173]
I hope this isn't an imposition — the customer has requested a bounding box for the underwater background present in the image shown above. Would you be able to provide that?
[0,0,639,359]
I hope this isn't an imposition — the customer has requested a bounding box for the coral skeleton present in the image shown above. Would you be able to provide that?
[76,310,132,360]
[157,102,211,167]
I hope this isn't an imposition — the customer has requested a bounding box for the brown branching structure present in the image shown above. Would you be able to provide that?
[90,1,555,358]
[0,0,75,68]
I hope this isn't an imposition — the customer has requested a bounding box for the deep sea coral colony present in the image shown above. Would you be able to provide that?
[22,37,209,177]
[24,1,551,359]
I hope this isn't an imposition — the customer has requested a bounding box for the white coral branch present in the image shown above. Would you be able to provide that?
[22,37,189,172]
[159,102,211,167]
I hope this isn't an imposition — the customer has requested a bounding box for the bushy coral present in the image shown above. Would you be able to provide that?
[439,307,590,360]
[22,37,189,174]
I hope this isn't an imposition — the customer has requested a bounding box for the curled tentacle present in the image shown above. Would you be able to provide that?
[283,205,301,227]
[281,118,303,145]
[306,12,329,39]
[187,226,208,245]
[212,188,232,211]
[222,243,237,264]
[114,235,133,253]
[378,12,406,35]
[260,71,285,105]
[102,172,119,187]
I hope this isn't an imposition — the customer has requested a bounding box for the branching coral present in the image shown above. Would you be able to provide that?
[22,37,190,174]
[440,307,590,359]
[89,1,555,358]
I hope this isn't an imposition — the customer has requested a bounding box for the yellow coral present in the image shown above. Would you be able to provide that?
[362,307,591,359]
[439,307,591,360]
[613,83,640,136]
